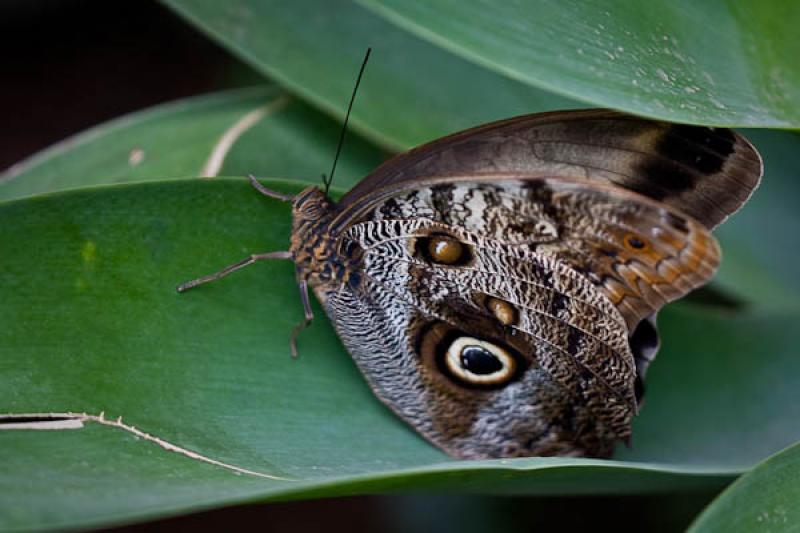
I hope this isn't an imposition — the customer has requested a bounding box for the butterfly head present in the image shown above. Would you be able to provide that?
[288,186,342,286]
[291,185,332,220]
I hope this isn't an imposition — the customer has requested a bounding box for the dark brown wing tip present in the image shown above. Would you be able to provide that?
[700,128,763,229]
[520,111,764,230]
[629,122,764,230]
[721,130,764,222]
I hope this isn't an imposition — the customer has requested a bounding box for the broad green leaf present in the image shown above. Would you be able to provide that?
[689,442,800,532]
[0,86,386,202]
[616,309,800,467]
[1,178,798,530]
[162,0,580,150]
[360,0,800,128]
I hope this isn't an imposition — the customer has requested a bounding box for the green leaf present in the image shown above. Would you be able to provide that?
[360,0,800,128]
[1,178,798,530]
[162,0,580,150]
[689,442,800,532]
[0,86,386,202]
[616,309,800,467]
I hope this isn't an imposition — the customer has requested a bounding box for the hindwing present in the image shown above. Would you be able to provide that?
[315,177,720,457]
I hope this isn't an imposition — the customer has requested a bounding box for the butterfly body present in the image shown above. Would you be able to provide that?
[183,110,762,460]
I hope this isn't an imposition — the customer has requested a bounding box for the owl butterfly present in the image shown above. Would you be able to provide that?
[179,109,762,459]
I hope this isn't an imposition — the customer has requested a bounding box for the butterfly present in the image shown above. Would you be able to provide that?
[179,109,762,459]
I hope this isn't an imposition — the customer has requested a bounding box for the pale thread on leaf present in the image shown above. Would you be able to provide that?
[201,95,292,177]
[0,412,292,481]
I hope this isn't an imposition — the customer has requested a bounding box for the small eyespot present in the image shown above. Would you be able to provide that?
[485,296,518,326]
[416,233,472,266]
[444,337,516,386]
[624,234,648,251]
[428,236,464,264]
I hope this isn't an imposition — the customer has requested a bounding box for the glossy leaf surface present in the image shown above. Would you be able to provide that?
[362,0,800,128]
[0,86,385,201]
[163,0,580,150]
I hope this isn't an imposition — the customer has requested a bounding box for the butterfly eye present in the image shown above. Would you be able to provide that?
[623,234,649,251]
[416,234,473,266]
[444,337,517,386]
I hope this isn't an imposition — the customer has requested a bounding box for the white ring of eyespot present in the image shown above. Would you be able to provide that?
[445,336,516,385]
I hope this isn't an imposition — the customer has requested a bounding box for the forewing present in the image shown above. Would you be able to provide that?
[338,109,762,229]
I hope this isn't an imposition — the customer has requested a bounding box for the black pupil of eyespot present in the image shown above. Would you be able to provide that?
[460,346,503,375]
[628,237,645,249]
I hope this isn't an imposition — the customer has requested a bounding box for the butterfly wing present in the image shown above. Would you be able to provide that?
[307,111,760,459]
[316,176,720,458]
[337,109,762,230]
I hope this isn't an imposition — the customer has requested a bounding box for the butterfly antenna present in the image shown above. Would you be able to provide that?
[323,47,371,196]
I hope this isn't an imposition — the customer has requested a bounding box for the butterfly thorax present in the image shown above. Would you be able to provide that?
[290,187,352,289]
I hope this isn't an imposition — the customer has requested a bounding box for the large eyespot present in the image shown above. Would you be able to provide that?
[417,321,527,390]
[444,337,517,386]
[415,233,473,266]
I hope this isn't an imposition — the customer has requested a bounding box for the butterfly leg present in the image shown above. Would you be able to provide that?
[289,280,314,358]
[248,174,293,202]
[176,251,293,292]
